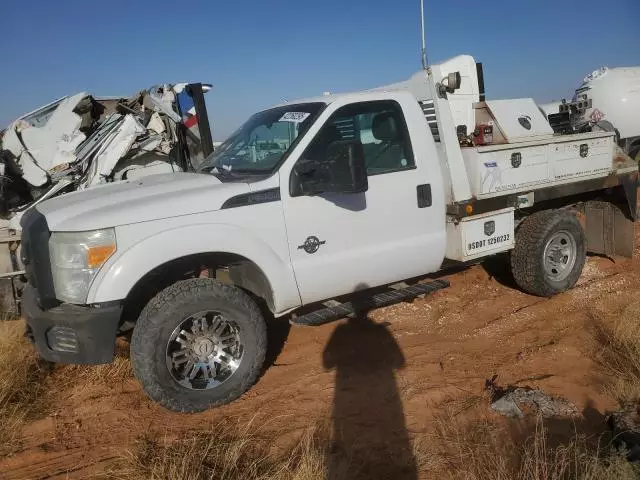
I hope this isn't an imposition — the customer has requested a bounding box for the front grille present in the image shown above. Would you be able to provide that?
[46,326,79,353]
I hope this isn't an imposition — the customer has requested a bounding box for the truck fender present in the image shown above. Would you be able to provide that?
[86,223,301,315]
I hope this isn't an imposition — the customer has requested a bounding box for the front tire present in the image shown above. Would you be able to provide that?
[510,209,586,297]
[131,279,267,412]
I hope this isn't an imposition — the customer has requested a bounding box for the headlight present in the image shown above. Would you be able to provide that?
[49,229,117,304]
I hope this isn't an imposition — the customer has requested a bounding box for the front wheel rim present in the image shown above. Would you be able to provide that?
[165,311,244,390]
[543,230,577,282]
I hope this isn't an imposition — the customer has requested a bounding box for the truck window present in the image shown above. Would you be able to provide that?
[303,100,415,175]
[199,102,325,175]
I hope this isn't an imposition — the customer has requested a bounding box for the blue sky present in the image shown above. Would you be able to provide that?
[1,0,638,140]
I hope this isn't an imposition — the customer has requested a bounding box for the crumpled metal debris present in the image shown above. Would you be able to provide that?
[485,375,580,418]
[0,82,213,229]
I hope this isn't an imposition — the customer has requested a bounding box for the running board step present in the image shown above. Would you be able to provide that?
[291,279,450,327]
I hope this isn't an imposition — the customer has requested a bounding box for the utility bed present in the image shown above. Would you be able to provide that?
[462,131,635,199]
[421,94,637,203]
[444,126,637,263]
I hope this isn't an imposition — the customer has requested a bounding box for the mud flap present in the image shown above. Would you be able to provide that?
[621,172,638,221]
[584,201,635,258]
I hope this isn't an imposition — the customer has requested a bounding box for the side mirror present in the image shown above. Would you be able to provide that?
[292,139,368,196]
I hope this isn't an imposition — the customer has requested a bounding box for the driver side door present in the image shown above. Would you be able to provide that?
[281,99,444,305]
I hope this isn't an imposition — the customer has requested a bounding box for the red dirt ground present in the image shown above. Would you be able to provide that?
[3,229,640,479]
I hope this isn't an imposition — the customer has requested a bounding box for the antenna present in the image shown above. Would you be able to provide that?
[420,0,428,69]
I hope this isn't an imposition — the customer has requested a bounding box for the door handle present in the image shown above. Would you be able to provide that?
[417,184,432,208]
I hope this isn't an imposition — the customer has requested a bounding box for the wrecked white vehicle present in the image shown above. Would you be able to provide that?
[0,83,214,229]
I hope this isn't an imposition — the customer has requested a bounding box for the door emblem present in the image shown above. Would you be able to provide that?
[579,144,589,158]
[484,221,496,236]
[511,152,522,168]
[298,236,326,254]
[518,115,532,130]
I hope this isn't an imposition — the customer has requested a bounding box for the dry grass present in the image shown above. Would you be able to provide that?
[602,301,640,402]
[109,420,335,480]
[55,354,133,388]
[591,299,640,402]
[424,408,638,480]
[516,421,634,480]
[51,340,133,393]
[427,407,517,477]
[0,284,21,320]
[0,320,48,456]
[103,410,639,480]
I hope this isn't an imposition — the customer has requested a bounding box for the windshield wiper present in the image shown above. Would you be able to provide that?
[206,166,265,181]
[204,166,235,180]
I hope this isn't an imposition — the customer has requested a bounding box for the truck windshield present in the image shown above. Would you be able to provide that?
[199,102,325,174]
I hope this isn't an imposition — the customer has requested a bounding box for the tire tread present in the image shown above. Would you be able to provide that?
[131,278,266,412]
[511,209,585,297]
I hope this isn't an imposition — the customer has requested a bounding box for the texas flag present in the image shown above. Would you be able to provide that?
[177,89,199,130]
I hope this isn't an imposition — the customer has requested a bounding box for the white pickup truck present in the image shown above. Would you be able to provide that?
[20,55,638,412]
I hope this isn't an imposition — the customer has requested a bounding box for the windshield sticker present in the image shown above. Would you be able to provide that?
[279,112,311,123]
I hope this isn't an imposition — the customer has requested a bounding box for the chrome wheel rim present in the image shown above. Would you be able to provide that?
[166,311,244,390]
[543,230,577,282]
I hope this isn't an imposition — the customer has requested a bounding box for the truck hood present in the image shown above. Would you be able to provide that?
[35,172,251,231]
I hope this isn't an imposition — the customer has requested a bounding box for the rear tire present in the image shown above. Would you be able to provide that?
[510,209,586,297]
[131,278,267,412]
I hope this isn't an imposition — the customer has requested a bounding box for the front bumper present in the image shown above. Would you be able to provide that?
[22,284,122,364]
